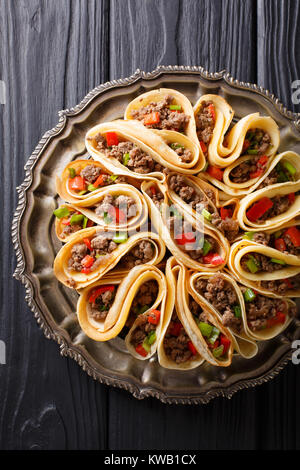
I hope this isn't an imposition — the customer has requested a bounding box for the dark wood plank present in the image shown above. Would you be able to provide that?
[109,0,257,83]
[0,0,110,449]
[257,0,300,113]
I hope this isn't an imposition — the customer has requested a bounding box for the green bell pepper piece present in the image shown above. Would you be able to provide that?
[53,207,70,219]
[198,322,213,338]
[70,214,84,225]
[212,344,224,358]
[243,288,256,302]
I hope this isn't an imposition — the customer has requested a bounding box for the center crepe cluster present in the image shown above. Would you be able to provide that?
[52,88,299,370]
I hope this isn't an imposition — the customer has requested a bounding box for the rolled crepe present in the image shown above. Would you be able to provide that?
[53,228,166,289]
[228,240,300,297]
[229,239,300,280]
[141,180,230,272]
[77,265,167,360]
[124,88,199,146]
[237,180,300,231]
[188,271,258,358]
[241,290,295,341]
[200,150,300,197]
[223,269,296,340]
[54,204,95,242]
[56,159,135,205]
[68,183,148,232]
[85,120,204,181]
[116,119,205,172]
[159,257,234,367]
[165,172,240,241]
[193,94,235,158]
[196,107,279,167]
[240,220,300,264]
[157,257,204,370]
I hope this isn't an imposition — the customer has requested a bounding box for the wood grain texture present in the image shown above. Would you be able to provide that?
[109,0,256,82]
[0,0,110,450]
[257,0,300,113]
[1,0,300,450]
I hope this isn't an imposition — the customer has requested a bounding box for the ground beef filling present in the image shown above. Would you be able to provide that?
[244,128,271,156]
[61,222,85,239]
[240,288,296,331]
[130,95,190,133]
[68,234,117,272]
[120,240,154,269]
[79,164,125,186]
[89,288,116,321]
[230,155,269,184]
[261,274,300,295]
[168,174,239,241]
[92,134,165,174]
[250,195,293,222]
[163,312,194,364]
[145,186,164,207]
[169,143,193,163]
[168,174,209,209]
[256,169,278,189]
[129,281,159,348]
[168,217,216,261]
[252,229,300,256]
[194,275,242,332]
[241,253,284,273]
[210,212,240,242]
[94,194,137,221]
[195,100,215,153]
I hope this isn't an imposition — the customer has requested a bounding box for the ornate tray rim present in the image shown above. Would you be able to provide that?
[11,65,300,405]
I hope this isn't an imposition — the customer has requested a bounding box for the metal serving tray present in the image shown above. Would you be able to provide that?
[12,66,300,404]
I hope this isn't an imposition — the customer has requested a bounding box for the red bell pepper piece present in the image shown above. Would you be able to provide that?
[288,192,295,204]
[169,322,182,337]
[108,206,126,223]
[81,255,95,268]
[175,232,196,245]
[83,238,92,251]
[68,176,87,192]
[87,219,94,228]
[243,139,250,152]
[61,218,71,225]
[143,112,160,125]
[199,141,207,154]
[135,344,148,357]
[284,278,293,289]
[81,267,91,274]
[208,104,216,121]
[106,132,119,147]
[203,253,224,265]
[220,207,233,220]
[148,310,161,325]
[249,169,264,179]
[246,197,273,222]
[207,165,224,181]
[285,227,300,247]
[93,174,106,188]
[267,312,286,328]
[187,341,198,356]
[274,238,286,252]
[257,155,268,167]
[208,340,220,350]
[220,334,231,354]
[89,285,115,303]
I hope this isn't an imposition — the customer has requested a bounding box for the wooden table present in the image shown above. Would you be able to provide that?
[1,0,300,450]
